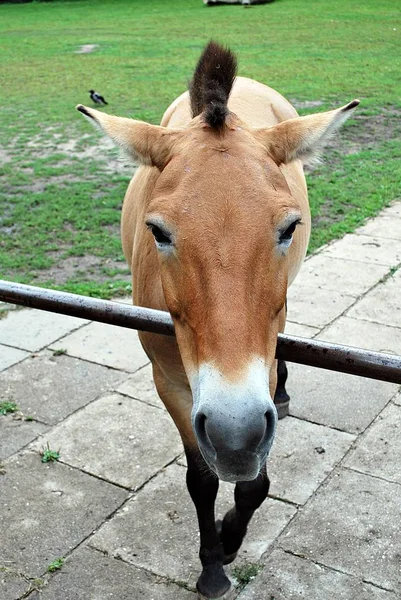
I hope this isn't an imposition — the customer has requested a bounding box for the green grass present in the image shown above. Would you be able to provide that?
[47,558,64,573]
[0,401,19,415]
[232,562,263,589]
[40,443,61,463]
[0,0,400,296]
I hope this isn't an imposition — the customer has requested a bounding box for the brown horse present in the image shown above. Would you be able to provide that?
[77,42,358,600]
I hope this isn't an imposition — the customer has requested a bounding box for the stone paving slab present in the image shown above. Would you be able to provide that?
[286,284,355,328]
[381,202,401,218]
[323,233,401,266]
[0,451,127,576]
[347,269,401,328]
[295,255,388,296]
[53,321,149,372]
[116,363,164,409]
[37,546,195,600]
[286,362,398,433]
[280,468,401,593]
[344,402,401,485]
[0,309,86,352]
[0,568,37,600]
[393,391,401,406]
[0,343,30,371]
[356,215,401,240]
[1,350,127,425]
[238,548,397,600]
[283,321,320,338]
[0,416,48,460]
[31,392,182,489]
[267,416,355,504]
[318,316,401,354]
[90,463,296,588]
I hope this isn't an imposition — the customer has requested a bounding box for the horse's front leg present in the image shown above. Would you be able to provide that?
[218,464,270,563]
[185,448,231,599]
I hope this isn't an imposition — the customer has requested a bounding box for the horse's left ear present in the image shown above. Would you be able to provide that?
[76,105,179,170]
[254,100,360,166]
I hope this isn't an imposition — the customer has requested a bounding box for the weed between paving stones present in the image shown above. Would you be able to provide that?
[232,562,263,589]
[47,558,64,573]
[0,401,19,415]
[40,443,61,463]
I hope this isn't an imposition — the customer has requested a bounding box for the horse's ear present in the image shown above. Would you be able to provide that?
[76,105,178,170]
[254,100,360,167]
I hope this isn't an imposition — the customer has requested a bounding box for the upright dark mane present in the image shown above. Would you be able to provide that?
[189,41,237,130]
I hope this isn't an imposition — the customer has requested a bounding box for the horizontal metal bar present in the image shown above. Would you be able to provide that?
[1,279,401,385]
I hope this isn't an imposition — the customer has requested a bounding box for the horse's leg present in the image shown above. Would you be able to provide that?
[186,447,231,599]
[152,363,230,599]
[274,358,290,419]
[218,464,270,564]
[274,300,290,419]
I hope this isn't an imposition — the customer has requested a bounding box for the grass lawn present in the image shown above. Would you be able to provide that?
[0,0,400,298]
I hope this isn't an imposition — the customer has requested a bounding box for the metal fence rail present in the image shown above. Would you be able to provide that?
[1,279,401,385]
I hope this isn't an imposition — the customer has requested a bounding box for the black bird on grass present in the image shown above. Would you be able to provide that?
[89,90,108,105]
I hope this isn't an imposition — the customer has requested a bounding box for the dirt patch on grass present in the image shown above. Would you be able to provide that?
[319,108,401,159]
[33,255,130,285]
[24,130,137,176]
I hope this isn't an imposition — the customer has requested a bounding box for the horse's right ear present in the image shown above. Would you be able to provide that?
[76,105,179,170]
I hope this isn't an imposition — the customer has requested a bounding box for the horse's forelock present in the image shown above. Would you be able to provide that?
[189,41,237,131]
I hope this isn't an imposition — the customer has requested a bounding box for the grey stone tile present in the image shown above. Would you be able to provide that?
[31,393,182,489]
[280,469,401,593]
[116,363,164,409]
[324,234,401,266]
[296,255,388,296]
[1,350,127,425]
[347,270,401,328]
[318,317,401,355]
[0,344,29,371]
[238,548,397,600]
[267,417,355,504]
[284,321,319,339]
[393,391,401,406]
[91,463,296,587]
[53,321,149,372]
[287,362,398,433]
[38,546,195,600]
[0,416,48,460]
[0,451,127,575]
[381,202,401,218]
[0,309,86,352]
[0,568,35,600]
[356,215,401,240]
[286,285,355,328]
[345,403,401,485]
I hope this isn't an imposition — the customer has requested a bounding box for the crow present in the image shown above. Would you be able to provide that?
[89,90,108,105]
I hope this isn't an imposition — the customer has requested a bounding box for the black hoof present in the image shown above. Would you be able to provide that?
[274,398,289,419]
[274,388,290,419]
[196,568,231,599]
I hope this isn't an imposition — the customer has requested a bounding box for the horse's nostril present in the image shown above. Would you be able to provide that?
[194,412,216,459]
[259,406,278,452]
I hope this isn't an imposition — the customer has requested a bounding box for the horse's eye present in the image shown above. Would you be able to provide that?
[147,223,173,246]
[279,220,300,245]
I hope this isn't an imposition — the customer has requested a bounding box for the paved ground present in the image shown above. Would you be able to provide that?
[1,201,401,600]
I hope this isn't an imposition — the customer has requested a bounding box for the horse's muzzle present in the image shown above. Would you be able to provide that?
[191,360,278,482]
[194,402,277,482]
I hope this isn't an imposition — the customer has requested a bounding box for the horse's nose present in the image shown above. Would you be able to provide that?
[193,401,277,481]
